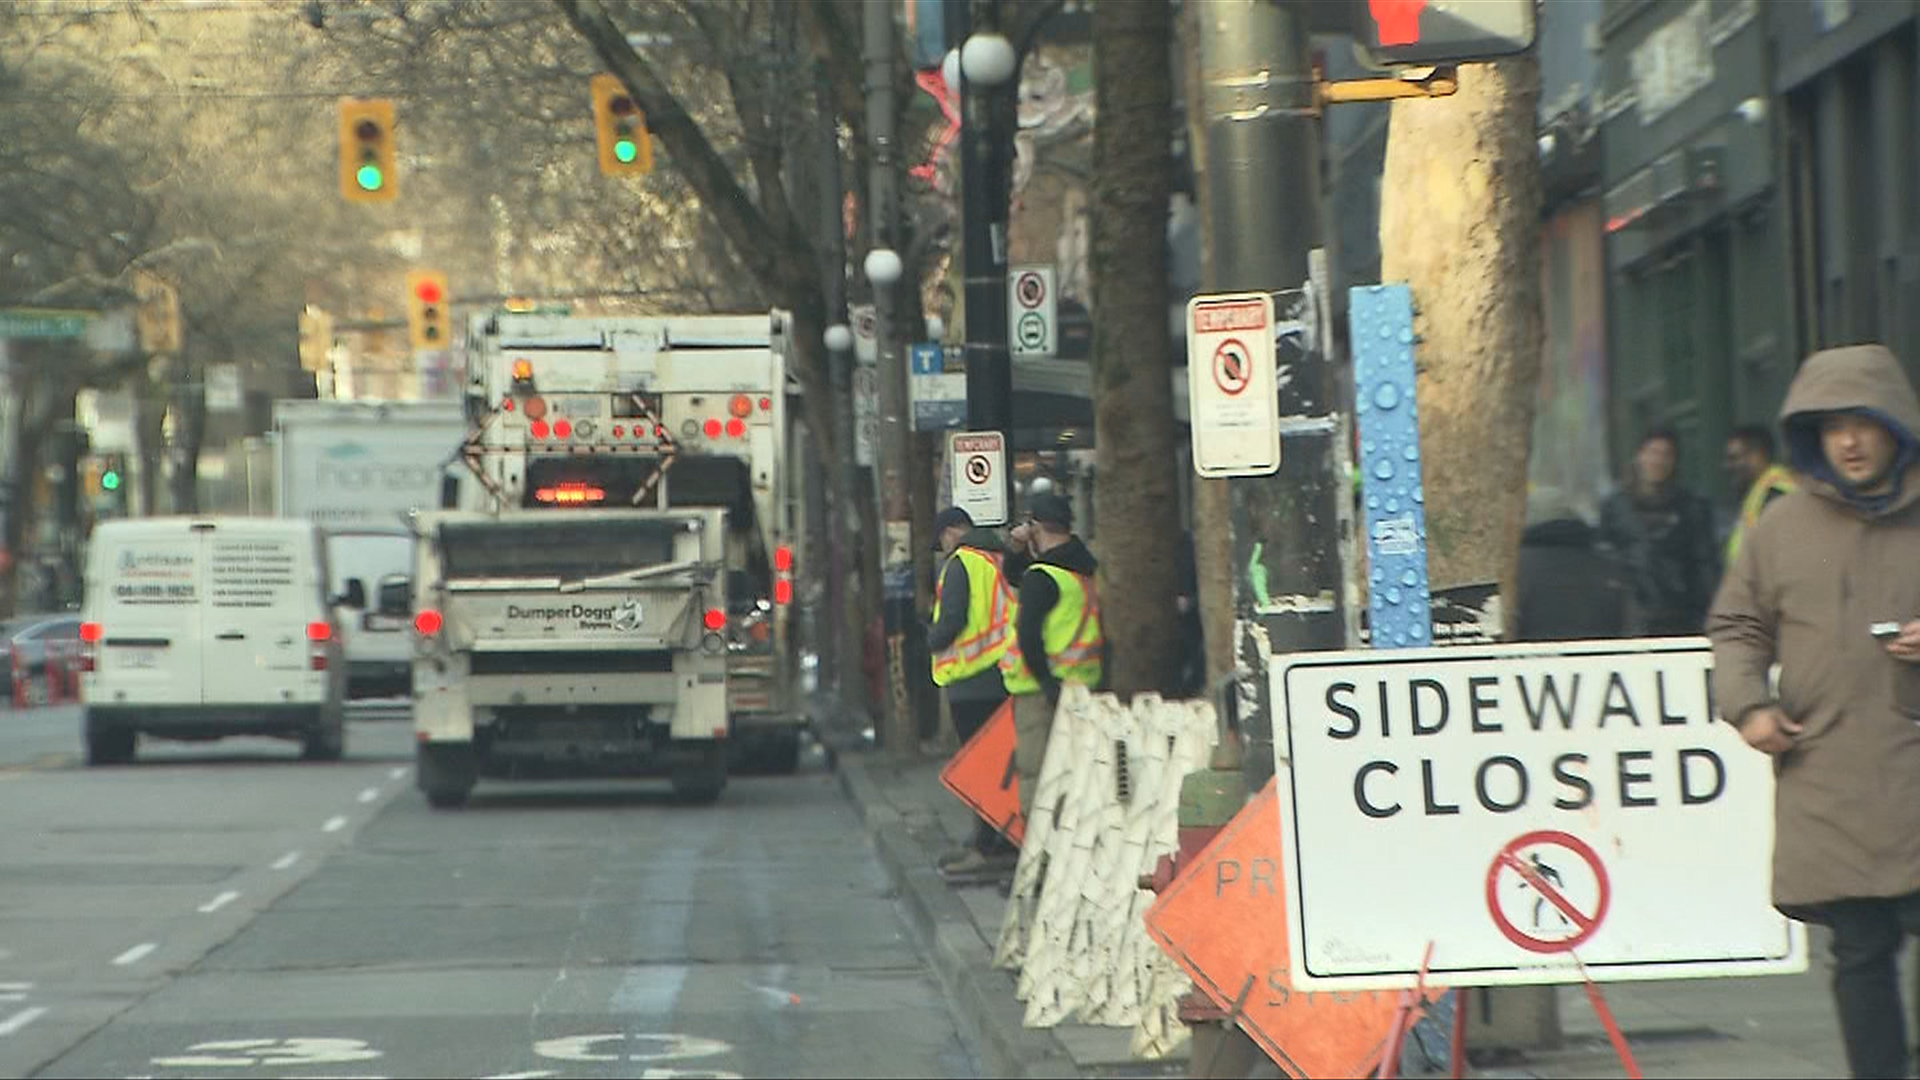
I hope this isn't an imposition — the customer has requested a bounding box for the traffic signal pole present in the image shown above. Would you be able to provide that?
[1186,1,1344,1072]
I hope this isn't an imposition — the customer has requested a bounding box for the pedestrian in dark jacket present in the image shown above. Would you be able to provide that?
[1598,427,1720,635]
[1708,343,1920,1079]
[1515,492,1638,641]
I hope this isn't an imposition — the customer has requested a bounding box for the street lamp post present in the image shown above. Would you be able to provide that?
[950,0,1019,514]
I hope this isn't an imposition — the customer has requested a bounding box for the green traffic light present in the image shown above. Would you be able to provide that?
[356,164,384,191]
[101,470,120,492]
[614,139,638,164]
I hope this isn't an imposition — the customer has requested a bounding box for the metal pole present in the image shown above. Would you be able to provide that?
[865,0,917,752]
[956,0,1016,504]
[1196,0,1341,794]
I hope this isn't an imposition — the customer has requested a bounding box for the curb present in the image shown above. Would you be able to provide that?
[835,751,1081,1080]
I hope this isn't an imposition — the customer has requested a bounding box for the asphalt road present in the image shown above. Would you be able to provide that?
[0,707,976,1079]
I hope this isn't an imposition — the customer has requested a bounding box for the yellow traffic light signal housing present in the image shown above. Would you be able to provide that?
[338,97,398,203]
[405,270,451,350]
[590,73,652,176]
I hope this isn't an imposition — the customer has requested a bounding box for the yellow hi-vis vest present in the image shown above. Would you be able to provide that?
[1000,563,1104,695]
[1726,463,1797,564]
[930,547,1012,686]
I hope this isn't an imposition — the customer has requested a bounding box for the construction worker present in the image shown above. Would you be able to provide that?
[999,492,1103,829]
[1723,423,1797,565]
[925,506,1018,880]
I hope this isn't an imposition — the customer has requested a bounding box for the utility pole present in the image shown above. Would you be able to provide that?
[1197,0,1342,796]
[816,59,856,711]
[864,0,918,752]
[952,0,1017,513]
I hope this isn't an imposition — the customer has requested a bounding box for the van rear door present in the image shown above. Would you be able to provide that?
[91,525,204,703]
[201,526,324,705]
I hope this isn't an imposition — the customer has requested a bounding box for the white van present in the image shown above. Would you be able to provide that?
[323,528,416,699]
[78,517,347,765]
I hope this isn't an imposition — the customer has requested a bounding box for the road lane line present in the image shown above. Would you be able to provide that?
[112,942,157,966]
[0,1006,47,1036]
[322,815,348,832]
[0,994,22,1003]
[357,786,379,803]
[197,890,239,914]
[271,850,301,870]
[0,983,32,993]
[388,766,408,781]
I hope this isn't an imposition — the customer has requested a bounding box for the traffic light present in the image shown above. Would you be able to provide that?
[338,97,398,203]
[100,458,122,494]
[405,270,451,350]
[590,73,652,176]
[1354,0,1536,67]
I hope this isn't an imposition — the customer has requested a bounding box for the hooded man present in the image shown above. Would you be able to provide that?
[999,491,1102,829]
[925,506,1017,879]
[1708,343,1920,1079]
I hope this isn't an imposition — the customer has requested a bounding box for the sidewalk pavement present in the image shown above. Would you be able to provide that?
[832,748,1862,1079]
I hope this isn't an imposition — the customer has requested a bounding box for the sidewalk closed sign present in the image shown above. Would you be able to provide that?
[1271,639,1807,990]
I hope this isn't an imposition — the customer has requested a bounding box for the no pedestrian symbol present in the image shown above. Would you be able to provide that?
[1485,830,1611,955]
[1213,338,1252,396]
[1016,271,1047,308]
[965,455,992,485]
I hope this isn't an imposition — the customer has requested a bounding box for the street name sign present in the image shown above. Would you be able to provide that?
[1271,639,1807,989]
[1186,293,1281,477]
[947,430,1007,526]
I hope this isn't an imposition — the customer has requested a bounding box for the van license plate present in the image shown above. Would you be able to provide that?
[120,649,160,670]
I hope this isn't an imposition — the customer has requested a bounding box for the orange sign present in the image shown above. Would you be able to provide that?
[939,700,1024,846]
[1146,781,1436,1078]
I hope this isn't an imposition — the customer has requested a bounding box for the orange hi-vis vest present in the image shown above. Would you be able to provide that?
[930,546,1012,686]
[1000,562,1104,695]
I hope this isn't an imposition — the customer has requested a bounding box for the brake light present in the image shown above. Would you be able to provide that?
[703,418,722,439]
[80,621,103,644]
[725,417,746,438]
[511,359,534,380]
[524,396,548,421]
[306,621,331,642]
[553,418,573,439]
[729,394,753,418]
[773,545,794,572]
[774,579,793,605]
[611,425,625,439]
[414,609,444,636]
[703,608,726,631]
[534,483,606,505]
[759,396,773,412]
[529,419,551,440]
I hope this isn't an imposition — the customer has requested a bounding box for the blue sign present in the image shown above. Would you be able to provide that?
[909,342,945,375]
[1349,284,1432,650]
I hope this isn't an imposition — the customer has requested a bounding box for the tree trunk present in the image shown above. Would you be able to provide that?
[1089,0,1183,699]
[1377,59,1544,629]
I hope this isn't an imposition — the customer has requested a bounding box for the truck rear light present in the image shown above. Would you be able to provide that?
[611,425,625,438]
[759,396,772,411]
[310,652,329,672]
[512,359,534,380]
[502,397,516,412]
[729,394,753,418]
[414,609,444,636]
[306,621,332,642]
[79,622,103,644]
[534,483,606,505]
[553,419,574,439]
[524,396,548,421]
[774,579,793,605]
[702,418,722,439]
[773,545,794,572]
[703,608,726,631]
[725,417,746,438]
[529,419,551,440]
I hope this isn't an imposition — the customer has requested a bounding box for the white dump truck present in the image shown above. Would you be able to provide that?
[403,309,808,807]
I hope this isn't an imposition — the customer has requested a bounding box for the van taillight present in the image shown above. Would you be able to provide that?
[703,608,726,631]
[773,546,794,572]
[414,609,444,636]
[79,622,103,644]
[773,579,793,605]
[306,621,331,642]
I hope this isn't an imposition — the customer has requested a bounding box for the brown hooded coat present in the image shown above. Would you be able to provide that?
[1708,344,1920,911]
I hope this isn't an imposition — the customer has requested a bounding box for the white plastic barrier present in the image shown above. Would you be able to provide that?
[991,684,1218,1058]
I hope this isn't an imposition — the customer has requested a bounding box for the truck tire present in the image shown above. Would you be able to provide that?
[85,722,136,767]
[417,742,477,809]
[671,742,728,804]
